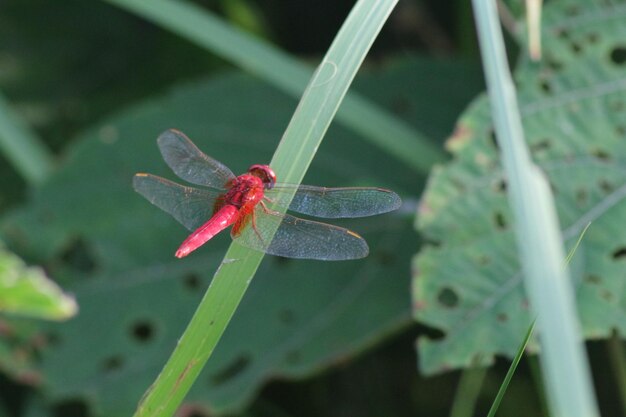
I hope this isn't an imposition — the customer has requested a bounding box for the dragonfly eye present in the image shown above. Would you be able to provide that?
[248,164,277,189]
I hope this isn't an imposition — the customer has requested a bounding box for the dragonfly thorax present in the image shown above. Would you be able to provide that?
[224,174,265,208]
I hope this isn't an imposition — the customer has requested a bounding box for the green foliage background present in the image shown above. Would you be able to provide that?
[0,1,625,417]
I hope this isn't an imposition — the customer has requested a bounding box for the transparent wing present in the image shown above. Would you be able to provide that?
[133,173,223,231]
[157,129,235,188]
[265,185,401,218]
[233,206,369,261]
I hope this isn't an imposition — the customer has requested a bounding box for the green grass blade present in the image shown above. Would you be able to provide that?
[471,1,600,417]
[486,321,535,417]
[0,92,54,185]
[103,0,444,173]
[564,222,590,266]
[486,220,591,417]
[133,1,399,416]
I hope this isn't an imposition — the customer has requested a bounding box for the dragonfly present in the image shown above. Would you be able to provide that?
[133,129,401,261]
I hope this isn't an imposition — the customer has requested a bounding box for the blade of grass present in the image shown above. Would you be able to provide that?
[133,2,399,416]
[0,92,54,185]
[471,1,599,417]
[486,221,591,417]
[486,322,535,417]
[564,222,591,266]
[103,0,444,173]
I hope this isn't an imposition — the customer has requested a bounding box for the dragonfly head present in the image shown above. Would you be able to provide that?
[248,164,277,189]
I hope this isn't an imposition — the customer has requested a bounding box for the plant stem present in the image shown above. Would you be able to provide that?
[471,0,599,416]
[450,366,487,417]
[132,1,400,416]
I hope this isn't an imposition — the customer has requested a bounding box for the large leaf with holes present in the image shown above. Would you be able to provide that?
[413,0,626,374]
[1,57,482,415]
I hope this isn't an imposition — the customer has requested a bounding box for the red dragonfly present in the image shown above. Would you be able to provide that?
[133,129,401,261]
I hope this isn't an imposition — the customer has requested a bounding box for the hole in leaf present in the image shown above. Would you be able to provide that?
[130,320,155,343]
[546,58,563,72]
[591,148,611,161]
[610,46,626,65]
[183,273,202,291]
[601,289,614,302]
[585,274,602,284]
[101,355,124,372]
[530,138,551,153]
[437,287,459,308]
[575,188,588,206]
[599,179,614,193]
[494,179,507,193]
[497,313,508,322]
[210,355,250,385]
[52,399,90,417]
[539,80,552,94]
[612,247,626,260]
[494,211,507,230]
[570,42,583,54]
[59,238,97,273]
[556,28,570,39]
[587,32,600,44]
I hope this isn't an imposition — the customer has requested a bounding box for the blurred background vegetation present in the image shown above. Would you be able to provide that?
[0,1,624,417]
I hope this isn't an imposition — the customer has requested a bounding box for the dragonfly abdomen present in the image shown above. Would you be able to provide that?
[175,205,239,258]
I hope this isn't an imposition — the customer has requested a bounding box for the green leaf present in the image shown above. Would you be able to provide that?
[0,245,76,320]
[413,0,626,374]
[0,91,54,185]
[1,57,481,415]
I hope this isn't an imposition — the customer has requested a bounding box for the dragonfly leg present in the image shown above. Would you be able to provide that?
[250,210,265,244]
[259,200,280,215]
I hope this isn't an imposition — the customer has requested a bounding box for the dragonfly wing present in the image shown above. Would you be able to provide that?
[133,173,222,231]
[233,206,369,260]
[157,129,236,188]
[265,185,401,218]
